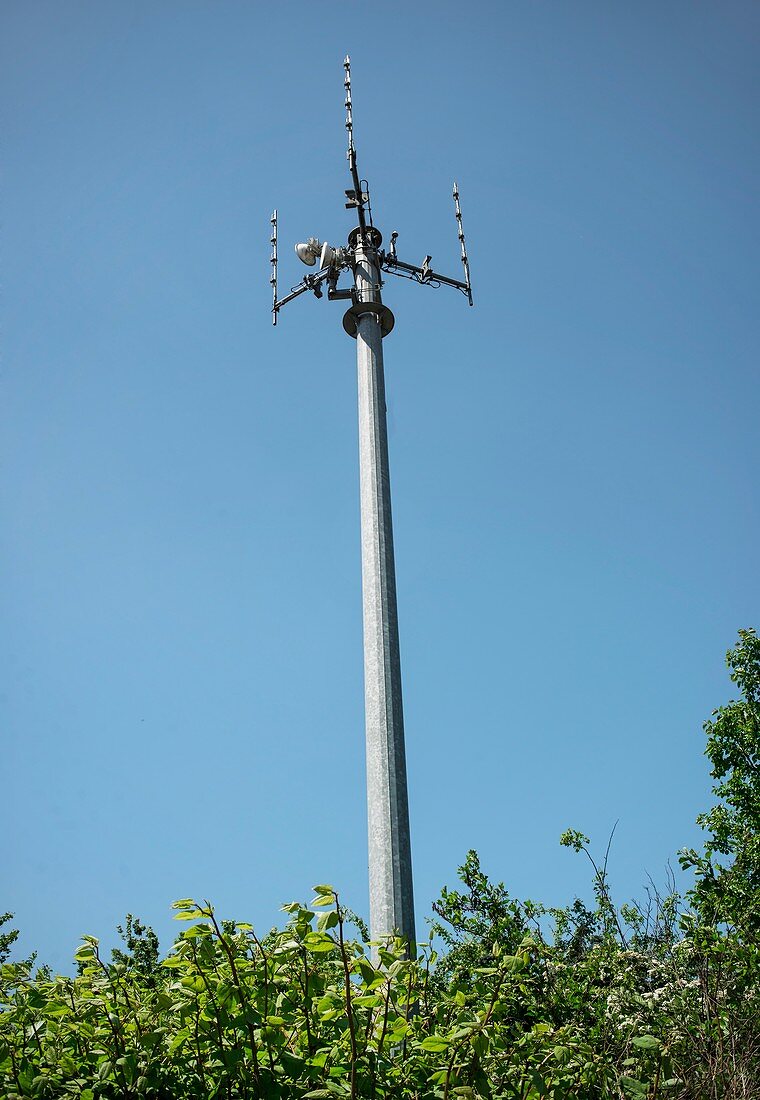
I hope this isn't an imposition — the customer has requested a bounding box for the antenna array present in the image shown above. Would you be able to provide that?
[270,57,473,320]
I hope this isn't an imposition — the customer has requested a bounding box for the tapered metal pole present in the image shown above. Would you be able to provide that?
[352,232,416,954]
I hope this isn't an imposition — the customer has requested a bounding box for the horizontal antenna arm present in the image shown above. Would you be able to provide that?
[274,281,313,311]
[273,265,335,314]
[381,254,471,296]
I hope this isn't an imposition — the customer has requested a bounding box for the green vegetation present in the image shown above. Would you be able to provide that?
[2,630,758,1098]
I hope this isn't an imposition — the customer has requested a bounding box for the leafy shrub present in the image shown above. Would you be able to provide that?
[1,631,758,1098]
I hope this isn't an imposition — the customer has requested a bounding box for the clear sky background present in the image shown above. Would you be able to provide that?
[3,1,758,971]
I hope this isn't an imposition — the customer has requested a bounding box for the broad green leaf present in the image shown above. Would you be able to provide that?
[354,958,378,985]
[180,923,212,938]
[632,1035,661,1051]
[279,1050,306,1074]
[470,1032,488,1058]
[419,1036,449,1052]
[451,1025,476,1041]
[169,1032,188,1055]
[161,955,185,969]
[317,910,339,932]
[305,939,336,953]
[324,1077,351,1092]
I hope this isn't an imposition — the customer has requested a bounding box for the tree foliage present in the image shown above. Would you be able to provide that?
[680,627,760,938]
[1,630,758,1098]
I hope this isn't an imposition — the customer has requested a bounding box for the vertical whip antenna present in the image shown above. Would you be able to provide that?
[270,209,278,325]
[343,55,368,239]
[452,183,473,306]
[344,54,354,159]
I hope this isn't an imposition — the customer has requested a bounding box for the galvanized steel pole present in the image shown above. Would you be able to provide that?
[351,230,416,954]
[272,57,472,958]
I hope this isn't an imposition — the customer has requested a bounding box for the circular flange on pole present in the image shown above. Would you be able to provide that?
[342,302,395,339]
[348,225,383,250]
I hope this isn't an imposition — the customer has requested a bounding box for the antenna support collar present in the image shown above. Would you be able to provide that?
[342,302,395,339]
[348,226,383,250]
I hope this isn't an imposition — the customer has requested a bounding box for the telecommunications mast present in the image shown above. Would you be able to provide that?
[271,57,473,953]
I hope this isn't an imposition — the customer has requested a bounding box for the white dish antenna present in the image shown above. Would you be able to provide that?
[319,242,336,269]
[294,238,321,266]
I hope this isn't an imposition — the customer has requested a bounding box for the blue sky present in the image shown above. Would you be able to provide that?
[3,1,758,970]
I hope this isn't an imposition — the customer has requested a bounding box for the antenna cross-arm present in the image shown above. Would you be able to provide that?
[381,253,472,298]
[379,184,473,305]
[273,263,338,313]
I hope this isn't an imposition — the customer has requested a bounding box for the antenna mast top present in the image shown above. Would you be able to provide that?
[270,56,473,326]
[343,55,368,241]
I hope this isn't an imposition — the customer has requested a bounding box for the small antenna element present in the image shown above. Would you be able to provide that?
[452,183,473,306]
[270,209,278,325]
